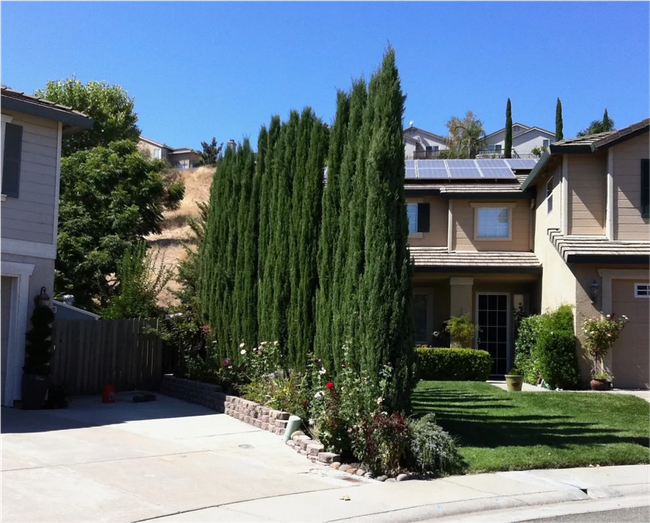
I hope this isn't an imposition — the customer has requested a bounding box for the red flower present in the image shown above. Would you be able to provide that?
[326,382,334,390]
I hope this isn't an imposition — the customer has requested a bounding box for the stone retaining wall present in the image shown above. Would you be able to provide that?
[224,396,289,436]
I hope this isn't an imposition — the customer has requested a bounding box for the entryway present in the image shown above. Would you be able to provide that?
[476,293,509,375]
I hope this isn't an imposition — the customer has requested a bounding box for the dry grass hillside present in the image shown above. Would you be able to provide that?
[146,166,214,307]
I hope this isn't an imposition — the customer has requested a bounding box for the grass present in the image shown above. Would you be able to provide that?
[412,381,650,473]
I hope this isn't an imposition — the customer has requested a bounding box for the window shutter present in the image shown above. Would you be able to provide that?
[2,123,23,198]
[641,159,649,218]
[417,203,430,232]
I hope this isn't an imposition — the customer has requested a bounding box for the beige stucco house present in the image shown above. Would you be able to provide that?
[138,136,200,169]
[404,125,449,159]
[482,123,555,159]
[1,85,93,407]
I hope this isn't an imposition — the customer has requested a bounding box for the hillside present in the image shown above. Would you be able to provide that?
[146,166,214,307]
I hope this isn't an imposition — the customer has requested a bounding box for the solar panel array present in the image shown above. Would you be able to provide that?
[403,158,536,180]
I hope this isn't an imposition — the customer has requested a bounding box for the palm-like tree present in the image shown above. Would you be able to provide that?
[447,111,488,158]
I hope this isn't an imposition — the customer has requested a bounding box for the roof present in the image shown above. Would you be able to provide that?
[521,118,650,190]
[485,122,554,140]
[548,229,650,264]
[403,125,448,143]
[410,247,542,273]
[52,300,101,320]
[404,173,534,198]
[1,85,93,134]
[170,148,200,155]
[139,136,173,150]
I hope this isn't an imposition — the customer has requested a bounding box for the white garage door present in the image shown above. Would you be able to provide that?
[612,280,649,389]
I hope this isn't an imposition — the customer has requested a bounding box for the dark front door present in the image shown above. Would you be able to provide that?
[477,293,509,376]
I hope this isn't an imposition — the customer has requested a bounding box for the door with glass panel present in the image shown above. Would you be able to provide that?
[476,293,509,375]
[412,293,431,345]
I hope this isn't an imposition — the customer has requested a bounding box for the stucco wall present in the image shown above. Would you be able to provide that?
[406,195,448,247]
[1,252,55,321]
[568,153,607,235]
[612,133,650,240]
[485,127,554,157]
[403,129,448,159]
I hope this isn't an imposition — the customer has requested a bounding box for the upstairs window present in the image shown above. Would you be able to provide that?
[476,207,511,239]
[153,147,162,159]
[543,139,550,147]
[407,203,430,234]
[641,159,649,218]
[1,122,23,198]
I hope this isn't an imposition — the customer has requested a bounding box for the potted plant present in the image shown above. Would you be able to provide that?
[590,369,614,391]
[445,314,476,348]
[22,300,56,409]
[582,313,628,391]
[505,367,524,392]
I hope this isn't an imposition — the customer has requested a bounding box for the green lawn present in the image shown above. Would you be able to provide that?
[413,381,650,473]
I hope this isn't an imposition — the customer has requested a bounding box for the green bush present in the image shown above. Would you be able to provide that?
[416,348,491,381]
[536,329,580,389]
[546,304,574,332]
[445,314,476,347]
[514,315,544,384]
[408,414,465,476]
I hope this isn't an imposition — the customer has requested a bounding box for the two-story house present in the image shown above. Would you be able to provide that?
[138,136,201,169]
[404,124,449,159]
[1,86,93,407]
[481,123,555,159]
[521,118,650,388]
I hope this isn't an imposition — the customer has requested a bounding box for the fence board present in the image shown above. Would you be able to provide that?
[50,318,172,396]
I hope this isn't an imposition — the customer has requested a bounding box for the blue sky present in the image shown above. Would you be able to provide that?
[2,2,648,151]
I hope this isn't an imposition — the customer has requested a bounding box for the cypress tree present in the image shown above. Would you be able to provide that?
[357,47,414,412]
[602,109,614,131]
[504,98,512,159]
[315,91,349,371]
[555,98,563,141]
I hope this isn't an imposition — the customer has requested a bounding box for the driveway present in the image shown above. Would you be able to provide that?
[3,392,649,523]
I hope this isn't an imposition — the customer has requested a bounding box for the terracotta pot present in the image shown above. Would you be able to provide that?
[590,379,611,391]
[505,375,524,392]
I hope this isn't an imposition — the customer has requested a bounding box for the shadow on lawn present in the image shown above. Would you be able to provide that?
[412,387,650,450]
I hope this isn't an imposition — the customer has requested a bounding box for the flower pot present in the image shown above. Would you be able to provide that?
[590,379,612,391]
[21,372,51,410]
[505,375,524,392]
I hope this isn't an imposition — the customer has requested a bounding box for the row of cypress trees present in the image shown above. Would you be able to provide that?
[200,48,414,410]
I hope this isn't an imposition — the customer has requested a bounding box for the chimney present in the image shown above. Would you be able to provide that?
[227,139,237,153]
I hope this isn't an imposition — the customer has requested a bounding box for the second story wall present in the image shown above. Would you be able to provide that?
[568,152,607,236]
[1,109,58,245]
[612,133,650,240]
[406,195,447,247]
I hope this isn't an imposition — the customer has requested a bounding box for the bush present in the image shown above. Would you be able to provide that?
[445,314,476,347]
[363,412,411,476]
[535,329,580,389]
[416,348,491,381]
[514,315,544,384]
[408,414,465,476]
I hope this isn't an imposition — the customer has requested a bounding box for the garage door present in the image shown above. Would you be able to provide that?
[612,280,649,389]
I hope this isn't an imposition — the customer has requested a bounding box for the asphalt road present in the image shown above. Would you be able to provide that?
[524,506,650,523]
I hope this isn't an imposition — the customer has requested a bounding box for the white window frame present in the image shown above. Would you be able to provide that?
[635,283,650,298]
[543,139,550,147]
[1,114,14,201]
[471,202,516,241]
[407,202,420,236]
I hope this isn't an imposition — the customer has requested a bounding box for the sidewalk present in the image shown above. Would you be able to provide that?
[488,380,650,403]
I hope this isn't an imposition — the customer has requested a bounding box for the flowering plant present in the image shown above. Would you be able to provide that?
[582,313,628,373]
[591,368,615,382]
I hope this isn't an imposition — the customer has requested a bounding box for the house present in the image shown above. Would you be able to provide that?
[521,118,650,388]
[138,136,201,169]
[406,118,649,388]
[1,85,93,407]
[481,123,555,159]
[404,125,449,159]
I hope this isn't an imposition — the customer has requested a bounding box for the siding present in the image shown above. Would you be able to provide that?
[1,110,57,244]
[613,134,650,240]
[452,199,531,251]
[407,196,448,247]
[568,153,606,235]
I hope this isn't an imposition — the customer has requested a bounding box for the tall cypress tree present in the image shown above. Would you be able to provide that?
[504,98,512,159]
[555,98,563,141]
[357,48,414,412]
[315,91,349,371]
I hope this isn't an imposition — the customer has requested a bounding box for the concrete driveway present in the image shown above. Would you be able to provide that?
[3,392,649,523]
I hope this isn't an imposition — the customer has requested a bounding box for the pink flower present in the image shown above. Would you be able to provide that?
[222,358,230,367]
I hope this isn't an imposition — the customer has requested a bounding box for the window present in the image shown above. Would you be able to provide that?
[635,283,649,298]
[407,203,431,234]
[641,159,649,218]
[413,294,429,343]
[153,147,162,159]
[477,207,510,239]
[543,139,550,147]
[495,144,502,152]
[432,145,439,152]
[426,146,433,152]
[546,178,553,214]
[1,122,23,198]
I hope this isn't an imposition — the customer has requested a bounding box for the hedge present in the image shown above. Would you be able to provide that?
[416,348,492,381]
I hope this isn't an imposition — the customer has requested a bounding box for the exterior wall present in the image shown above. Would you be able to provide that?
[567,153,607,235]
[612,134,650,240]
[406,195,448,247]
[452,199,532,252]
[485,128,554,157]
[137,139,171,159]
[168,151,200,169]
[1,109,58,244]
[403,128,448,159]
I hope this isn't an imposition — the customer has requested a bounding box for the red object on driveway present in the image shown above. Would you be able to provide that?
[102,385,115,403]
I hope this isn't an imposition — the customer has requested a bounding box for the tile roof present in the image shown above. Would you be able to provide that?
[404,174,531,195]
[548,229,650,262]
[410,247,542,268]
[1,85,90,119]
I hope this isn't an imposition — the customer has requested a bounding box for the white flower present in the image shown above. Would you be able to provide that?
[240,342,245,348]
[314,391,325,398]
[308,418,315,426]
[606,314,611,319]
[273,341,279,346]
[240,349,246,355]
[376,397,383,405]
[318,367,326,375]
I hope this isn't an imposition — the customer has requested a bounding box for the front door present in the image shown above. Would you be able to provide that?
[476,293,509,376]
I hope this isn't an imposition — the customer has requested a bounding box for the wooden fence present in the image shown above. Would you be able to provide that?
[51,318,175,396]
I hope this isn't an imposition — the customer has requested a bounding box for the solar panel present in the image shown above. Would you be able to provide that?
[417,167,448,179]
[476,159,506,169]
[405,167,417,178]
[505,159,537,169]
[479,168,517,179]
[447,159,478,168]
[405,160,415,169]
[448,168,483,179]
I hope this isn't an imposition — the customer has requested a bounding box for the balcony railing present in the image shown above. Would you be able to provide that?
[476,151,539,160]
[413,150,444,159]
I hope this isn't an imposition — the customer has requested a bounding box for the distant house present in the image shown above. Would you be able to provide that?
[1,85,93,407]
[138,137,200,169]
[481,123,555,159]
[404,125,449,159]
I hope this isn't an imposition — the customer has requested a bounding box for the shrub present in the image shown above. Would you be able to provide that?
[582,313,628,373]
[408,414,465,476]
[241,370,310,420]
[514,315,544,384]
[363,412,411,476]
[416,348,491,381]
[546,304,574,332]
[535,328,580,390]
[445,314,476,347]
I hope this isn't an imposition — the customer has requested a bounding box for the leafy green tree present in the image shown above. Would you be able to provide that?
[555,98,564,141]
[103,242,172,319]
[445,111,487,158]
[56,140,184,311]
[504,99,512,159]
[197,137,223,166]
[577,109,615,136]
[35,77,140,157]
